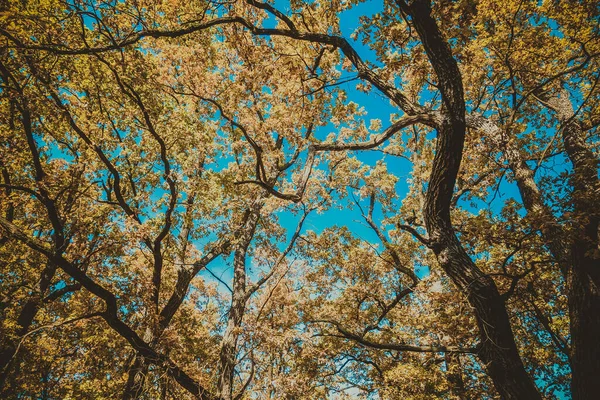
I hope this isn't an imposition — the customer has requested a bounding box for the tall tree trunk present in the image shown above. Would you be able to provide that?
[396,1,541,398]
[217,263,246,400]
[569,251,600,400]
[562,108,599,400]
[545,90,600,399]
[217,208,259,400]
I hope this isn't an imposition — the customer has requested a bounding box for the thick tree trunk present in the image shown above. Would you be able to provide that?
[427,217,540,399]
[569,250,600,400]
[494,115,600,398]
[396,1,541,398]
[470,87,600,397]
[549,92,600,399]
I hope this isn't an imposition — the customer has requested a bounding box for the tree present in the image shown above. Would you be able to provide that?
[0,0,598,399]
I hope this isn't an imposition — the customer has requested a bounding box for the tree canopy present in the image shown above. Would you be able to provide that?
[0,0,598,399]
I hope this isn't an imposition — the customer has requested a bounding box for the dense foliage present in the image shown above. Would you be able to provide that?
[0,0,598,399]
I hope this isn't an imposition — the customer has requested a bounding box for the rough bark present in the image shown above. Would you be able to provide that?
[543,90,600,400]
[468,96,600,397]
[396,1,541,398]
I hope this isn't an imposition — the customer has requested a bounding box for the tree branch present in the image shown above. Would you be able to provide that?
[314,320,476,354]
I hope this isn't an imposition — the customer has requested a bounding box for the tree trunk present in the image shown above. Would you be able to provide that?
[396,1,541,398]
[548,91,600,400]
[217,208,259,400]
[569,251,600,400]
[217,280,246,400]
[122,355,147,400]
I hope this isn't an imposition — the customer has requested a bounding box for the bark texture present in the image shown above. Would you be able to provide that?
[397,1,541,398]
[546,90,600,400]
